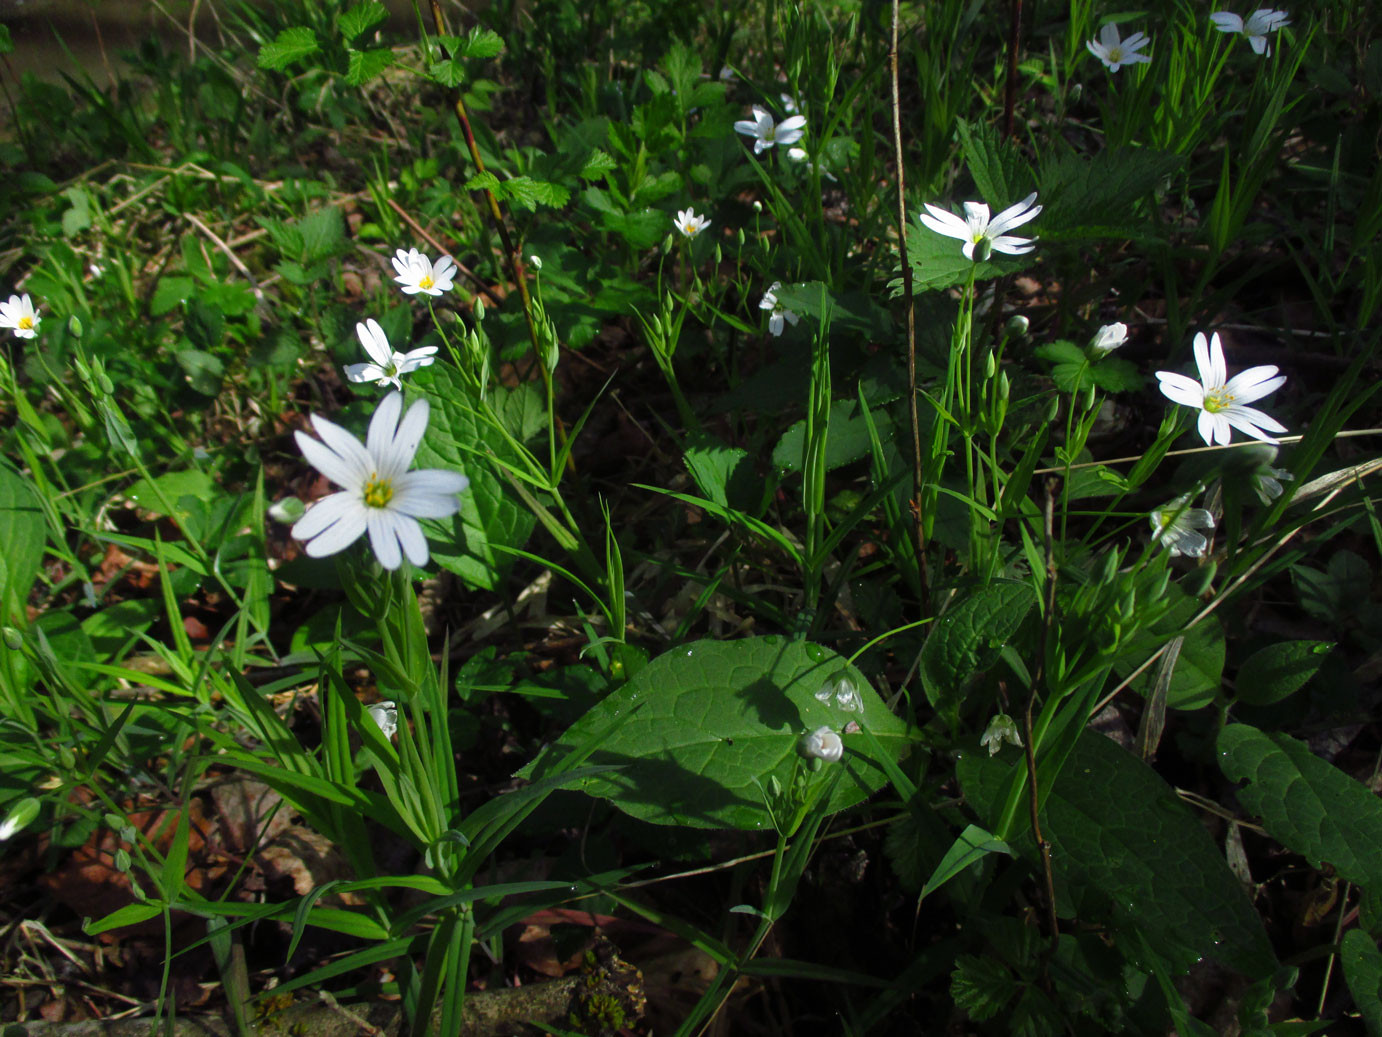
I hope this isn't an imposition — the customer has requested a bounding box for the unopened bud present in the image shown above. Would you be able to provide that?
[267,497,305,524]
[800,725,843,763]
[1005,314,1029,337]
[68,315,83,338]
[367,700,398,740]
[474,298,486,322]
[528,254,542,271]
[984,351,996,378]
[2,627,22,651]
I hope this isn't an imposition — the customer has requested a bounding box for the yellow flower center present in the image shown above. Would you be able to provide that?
[1203,389,1234,414]
[419,274,434,289]
[18,316,32,330]
[1108,46,1124,61]
[363,475,394,509]
[683,222,696,234]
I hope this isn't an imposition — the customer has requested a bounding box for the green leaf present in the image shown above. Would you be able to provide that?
[578,150,618,180]
[1234,641,1333,706]
[86,900,165,935]
[151,276,195,317]
[0,25,12,57]
[296,206,346,261]
[1342,930,1382,1036]
[465,174,570,211]
[1113,585,1224,710]
[1218,724,1382,891]
[0,460,46,627]
[521,637,913,829]
[1038,147,1182,242]
[410,366,535,591]
[176,349,225,396]
[920,581,1034,725]
[951,954,1019,1022]
[257,27,319,71]
[961,730,1276,977]
[124,469,217,519]
[339,1,387,42]
[684,434,753,510]
[772,398,895,474]
[920,823,1013,899]
[345,47,394,86]
[453,27,504,59]
[955,118,1033,214]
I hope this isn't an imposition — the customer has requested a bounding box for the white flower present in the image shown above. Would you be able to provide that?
[1155,332,1286,446]
[344,319,438,391]
[1085,23,1152,72]
[760,282,800,337]
[292,391,470,570]
[814,670,863,714]
[367,700,398,740]
[1252,465,1293,504]
[980,713,1023,756]
[1151,495,1216,558]
[0,798,38,841]
[800,725,843,763]
[918,192,1042,261]
[1210,8,1289,55]
[674,207,711,239]
[780,93,800,115]
[0,293,40,339]
[1090,322,1129,356]
[785,147,837,181]
[733,106,807,155]
[391,248,457,296]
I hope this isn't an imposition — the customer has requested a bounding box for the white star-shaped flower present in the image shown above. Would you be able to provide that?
[760,282,800,337]
[391,248,457,296]
[0,293,40,339]
[367,700,398,740]
[674,207,711,239]
[1155,332,1286,446]
[292,391,470,570]
[1086,23,1152,72]
[344,319,438,391]
[1150,495,1217,558]
[733,106,807,155]
[1210,8,1289,55]
[919,192,1042,261]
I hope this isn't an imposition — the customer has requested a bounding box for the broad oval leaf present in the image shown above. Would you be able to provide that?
[960,730,1276,977]
[1218,724,1382,890]
[522,637,912,829]
[1342,930,1382,1036]
[1233,641,1332,706]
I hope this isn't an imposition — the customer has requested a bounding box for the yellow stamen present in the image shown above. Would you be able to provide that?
[18,317,32,330]
[363,475,394,509]
[419,275,434,289]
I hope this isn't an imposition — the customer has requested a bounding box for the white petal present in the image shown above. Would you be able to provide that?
[919,205,970,240]
[1086,39,1109,61]
[357,319,392,367]
[987,193,1041,236]
[384,398,431,475]
[300,421,371,488]
[1248,34,1269,54]
[1099,23,1120,47]
[292,491,361,540]
[344,362,387,384]
[1225,405,1286,438]
[1156,371,1205,407]
[366,391,406,461]
[397,354,437,375]
[769,312,784,336]
[989,235,1036,254]
[733,118,761,137]
[297,497,368,557]
[395,515,431,567]
[367,510,403,570]
[1210,11,1243,33]
[1224,367,1284,403]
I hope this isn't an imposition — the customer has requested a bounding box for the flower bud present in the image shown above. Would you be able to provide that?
[528,254,542,270]
[2,627,22,651]
[753,200,763,212]
[984,351,996,379]
[474,298,486,322]
[68,315,83,338]
[267,497,306,524]
[800,725,843,763]
[979,713,1023,756]
[367,700,398,740]
[1005,314,1029,337]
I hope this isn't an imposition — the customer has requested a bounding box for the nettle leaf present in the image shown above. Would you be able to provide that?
[339,1,387,42]
[452,27,504,60]
[521,637,912,830]
[257,27,320,71]
[960,730,1276,977]
[345,47,395,87]
[920,581,1035,725]
[1342,930,1382,1036]
[1233,641,1333,706]
[1039,147,1182,242]
[955,118,1033,213]
[0,459,46,627]
[1218,724,1382,890]
[578,149,617,180]
[410,366,535,591]
[465,173,570,211]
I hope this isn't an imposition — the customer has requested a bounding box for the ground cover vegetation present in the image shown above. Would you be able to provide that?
[1,0,1381,1031]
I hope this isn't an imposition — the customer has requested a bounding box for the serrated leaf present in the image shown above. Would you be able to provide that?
[1342,930,1382,1036]
[955,118,1033,214]
[456,27,504,59]
[578,150,618,180]
[951,954,1019,1021]
[497,176,571,211]
[410,366,535,591]
[1234,641,1332,706]
[1089,357,1142,393]
[428,59,465,88]
[520,637,912,829]
[960,730,1277,977]
[296,206,345,262]
[346,47,394,86]
[1039,147,1182,242]
[0,460,45,627]
[920,581,1035,725]
[1218,724,1382,891]
[257,26,319,71]
[339,1,387,43]
[684,434,753,510]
